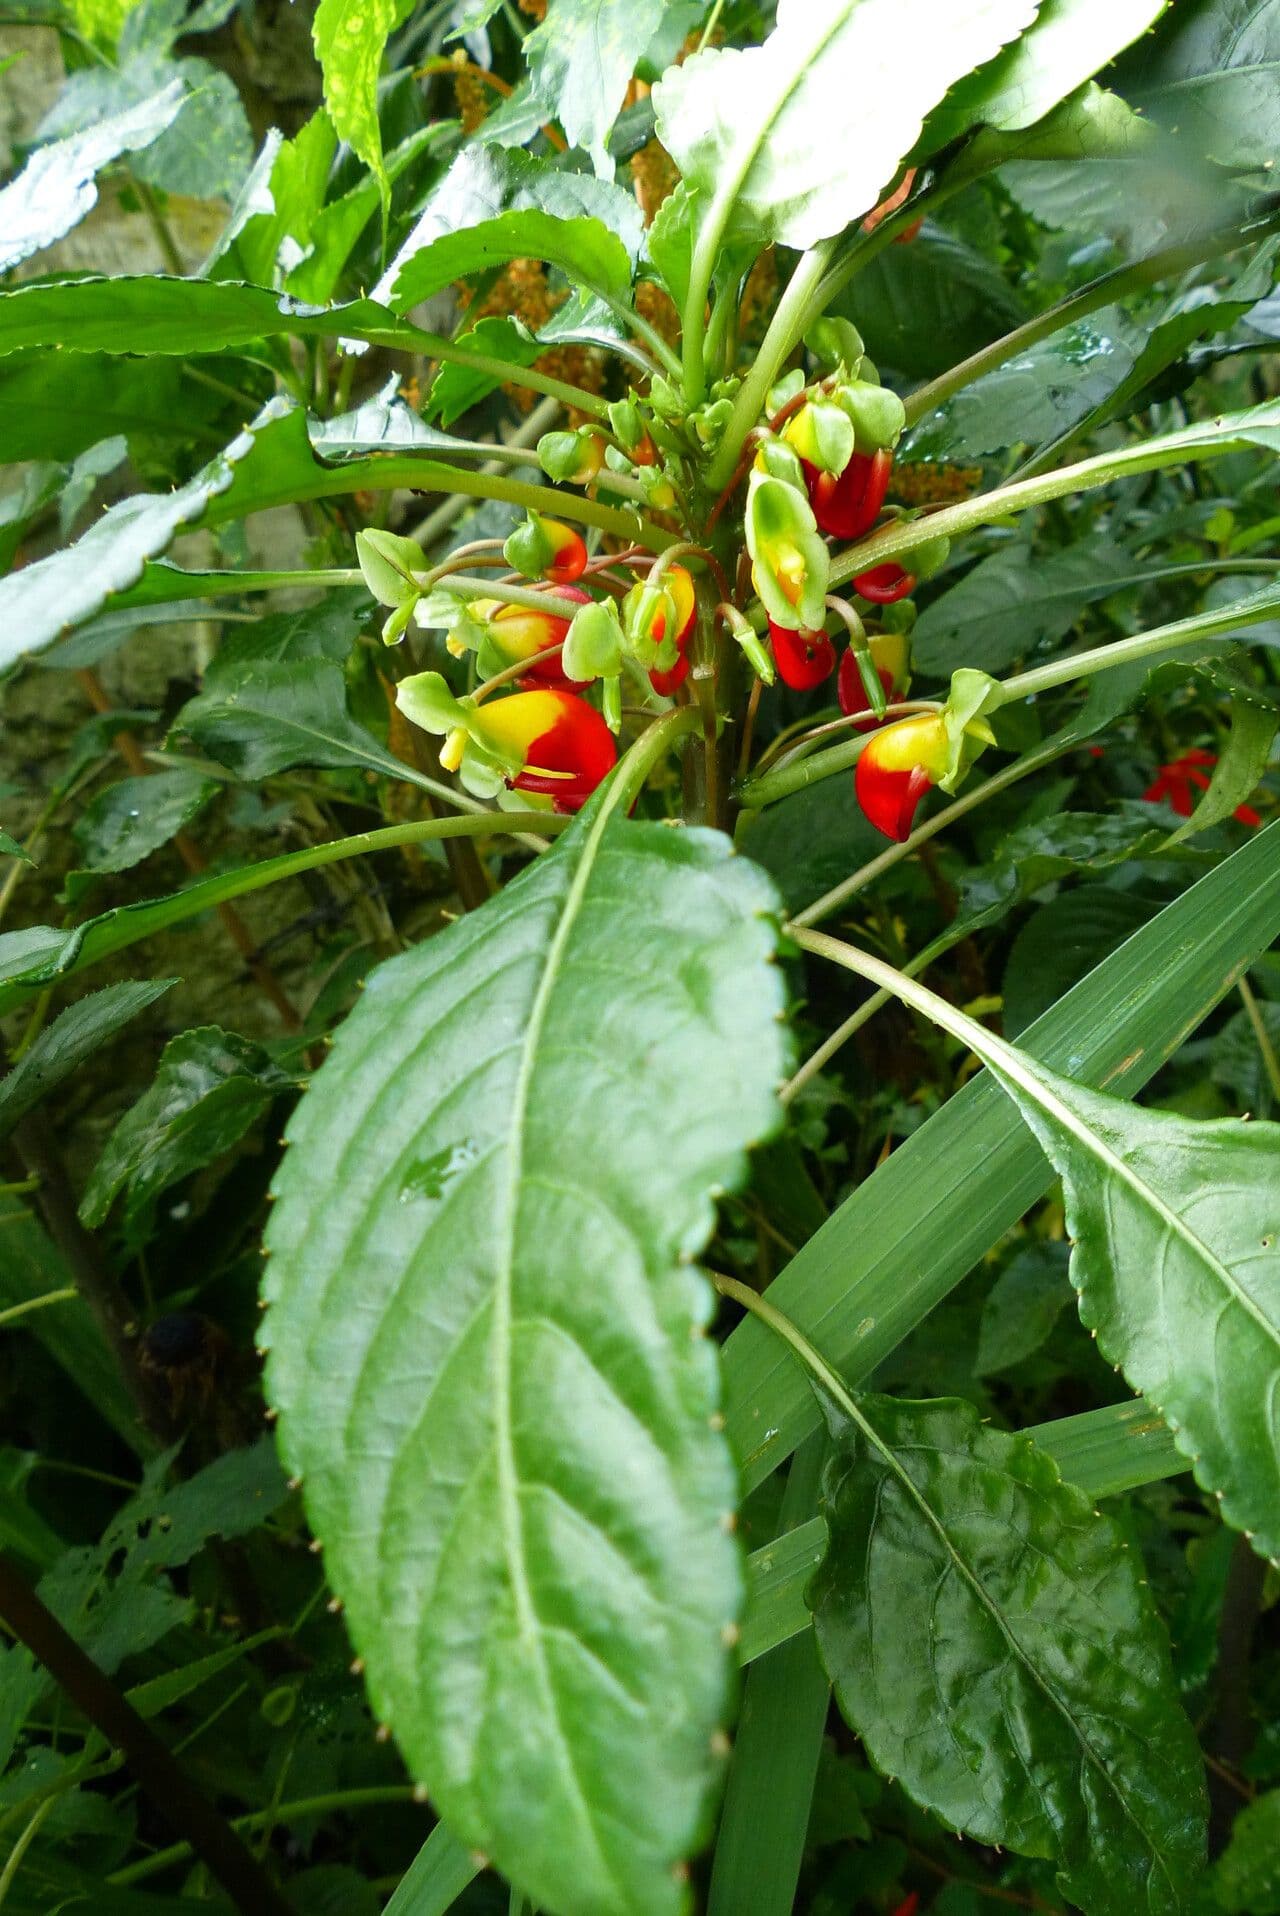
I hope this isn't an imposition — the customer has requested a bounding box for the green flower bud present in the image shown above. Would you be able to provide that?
[805,316,865,373]
[782,399,855,475]
[607,397,645,451]
[835,380,906,452]
[537,429,603,485]
[562,600,624,684]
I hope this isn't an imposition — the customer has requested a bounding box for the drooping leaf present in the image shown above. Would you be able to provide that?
[723,821,1280,1493]
[80,1026,295,1241]
[262,804,788,1916]
[313,0,400,209]
[653,0,1040,251]
[0,979,175,1142]
[524,0,666,174]
[962,1036,1280,1564]
[810,1394,1207,1915]
[921,0,1170,152]
[975,1240,1072,1373]
[1167,697,1276,842]
[0,828,32,864]
[0,81,184,273]
[70,769,221,877]
[379,144,644,309]
[911,540,1137,675]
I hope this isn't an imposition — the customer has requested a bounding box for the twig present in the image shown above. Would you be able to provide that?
[0,1554,296,1916]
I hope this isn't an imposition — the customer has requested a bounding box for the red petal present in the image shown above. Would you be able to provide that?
[770,622,836,690]
[855,756,934,840]
[854,562,916,604]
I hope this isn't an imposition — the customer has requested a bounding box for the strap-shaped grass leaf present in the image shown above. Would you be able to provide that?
[810,1395,1206,1916]
[261,806,787,1916]
[652,0,1039,251]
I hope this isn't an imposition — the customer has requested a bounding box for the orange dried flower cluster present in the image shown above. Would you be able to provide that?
[464,259,603,415]
[886,461,984,505]
[452,59,490,133]
[516,0,546,15]
[630,138,678,226]
[635,278,680,349]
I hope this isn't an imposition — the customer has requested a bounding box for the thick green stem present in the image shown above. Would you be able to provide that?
[902,204,1280,428]
[606,706,702,814]
[363,315,610,419]
[828,413,1278,586]
[998,585,1280,703]
[706,243,835,490]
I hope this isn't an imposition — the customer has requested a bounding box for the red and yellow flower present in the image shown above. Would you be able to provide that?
[837,627,911,726]
[396,673,616,811]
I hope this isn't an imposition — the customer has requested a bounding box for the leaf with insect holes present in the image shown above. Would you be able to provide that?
[810,1394,1207,1916]
[261,801,788,1916]
[653,0,1041,250]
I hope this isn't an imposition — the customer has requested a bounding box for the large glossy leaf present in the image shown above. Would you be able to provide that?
[261,803,788,1916]
[379,145,644,309]
[0,979,174,1142]
[723,820,1280,1493]
[0,351,243,464]
[810,1395,1206,1915]
[922,0,1169,152]
[525,0,665,174]
[906,307,1145,459]
[0,81,183,273]
[911,540,1136,675]
[1123,0,1280,171]
[652,0,1039,250]
[830,225,1026,381]
[965,1038,1280,1563]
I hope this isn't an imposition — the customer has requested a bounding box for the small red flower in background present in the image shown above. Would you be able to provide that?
[889,1894,919,1916]
[1143,748,1262,827]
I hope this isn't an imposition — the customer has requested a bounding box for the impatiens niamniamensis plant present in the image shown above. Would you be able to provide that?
[6,1,1280,1913]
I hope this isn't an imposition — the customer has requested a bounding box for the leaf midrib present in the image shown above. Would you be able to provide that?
[843,1403,1180,1895]
[492,795,631,1895]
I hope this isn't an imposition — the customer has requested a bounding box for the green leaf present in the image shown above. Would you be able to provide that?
[1167,698,1276,842]
[313,0,399,210]
[261,807,788,1915]
[810,1394,1207,1914]
[1211,1788,1280,1914]
[0,979,174,1142]
[0,351,244,463]
[652,0,1040,250]
[0,1202,150,1453]
[0,81,183,272]
[70,769,220,876]
[524,0,665,175]
[425,316,542,427]
[911,540,1137,675]
[1124,0,1280,171]
[382,1824,478,1916]
[830,224,1027,381]
[381,145,644,309]
[80,1026,295,1241]
[906,307,1145,460]
[1003,889,1158,1036]
[724,821,1280,1492]
[0,828,33,864]
[175,657,425,787]
[975,1240,1071,1373]
[921,0,1170,152]
[963,1036,1280,1563]
[0,398,290,671]
[40,54,253,201]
